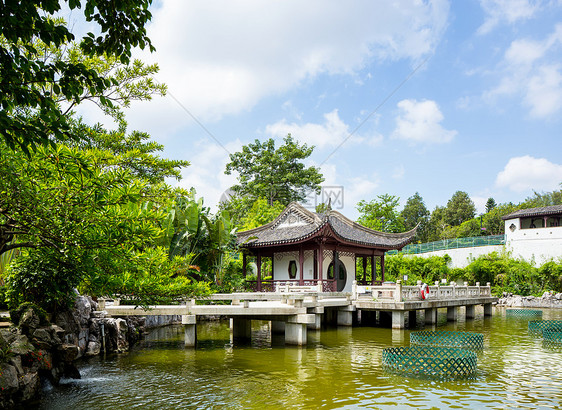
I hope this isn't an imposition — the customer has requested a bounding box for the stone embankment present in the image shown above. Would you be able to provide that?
[0,295,150,408]
[497,291,562,308]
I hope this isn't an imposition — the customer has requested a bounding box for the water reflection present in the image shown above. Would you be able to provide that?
[41,308,562,409]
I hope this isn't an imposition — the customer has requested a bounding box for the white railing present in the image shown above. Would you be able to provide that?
[353,280,492,302]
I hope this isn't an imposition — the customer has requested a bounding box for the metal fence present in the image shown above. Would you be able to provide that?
[387,235,505,255]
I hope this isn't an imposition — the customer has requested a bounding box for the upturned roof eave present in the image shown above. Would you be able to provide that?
[238,216,416,251]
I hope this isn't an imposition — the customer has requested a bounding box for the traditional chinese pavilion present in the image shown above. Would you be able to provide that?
[237,202,417,292]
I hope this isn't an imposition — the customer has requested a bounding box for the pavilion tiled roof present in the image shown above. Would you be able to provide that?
[237,202,417,250]
[502,205,562,220]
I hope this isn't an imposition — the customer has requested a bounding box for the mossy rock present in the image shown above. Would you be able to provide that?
[9,303,49,328]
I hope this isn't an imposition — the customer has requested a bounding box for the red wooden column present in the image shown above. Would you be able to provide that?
[256,253,262,292]
[381,254,385,282]
[271,254,275,280]
[298,246,304,285]
[242,253,247,278]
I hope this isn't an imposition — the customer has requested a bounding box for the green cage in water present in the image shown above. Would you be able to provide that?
[528,320,562,337]
[410,330,484,350]
[506,309,542,318]
[382,346,477,379]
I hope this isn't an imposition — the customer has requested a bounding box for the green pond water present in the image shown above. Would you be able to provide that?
[41,307,562,409]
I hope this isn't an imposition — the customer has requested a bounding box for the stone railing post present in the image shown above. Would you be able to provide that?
[451,282,457,298]
[395,280,403,302]
[186,299,194,314]
[486,282,491,296]
[352,280,357,300]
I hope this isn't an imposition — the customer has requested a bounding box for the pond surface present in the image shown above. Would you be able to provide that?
[41,308,562,409]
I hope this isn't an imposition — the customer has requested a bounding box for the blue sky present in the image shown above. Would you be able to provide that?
[76,0,562,219]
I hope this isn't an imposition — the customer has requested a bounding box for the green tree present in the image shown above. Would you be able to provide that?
[520,184,562,208]
[239,198,286,231]
[0,142,161,258]
[224,134,324,206]
[482,203,517,235]
[426,206,447,241]
[401,192,430,242]
[444,191,476,226]
[0,1,154,152]
[485,197,497,213]
[72,121,189,185]
[357,194,405,233]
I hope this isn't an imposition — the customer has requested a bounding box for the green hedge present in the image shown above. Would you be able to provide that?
[384,252,562,297]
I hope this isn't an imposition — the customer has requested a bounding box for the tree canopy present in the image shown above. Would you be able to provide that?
[444,191,476,226]
[401,192,430,242]
[224,134,324,207]
[0,0,154,152]
[356,194,405,233]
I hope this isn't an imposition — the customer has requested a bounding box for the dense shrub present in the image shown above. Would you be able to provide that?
[385,254,451,285]
[386,252,562,297]
[6,250,81,313]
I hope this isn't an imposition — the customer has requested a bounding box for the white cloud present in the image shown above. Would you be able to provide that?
[478,0,542,35]
[176,139,242,211]
[345,176,380,218]
[392,165,405,179]
[265,110,348,148]
[486,24,562,118]
[525,64,562,117]
[391,99,457,144]
[124,0,449,130]
[496,156,562,192]
[265,109,379,148]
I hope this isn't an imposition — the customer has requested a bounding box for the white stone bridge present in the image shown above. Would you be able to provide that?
[99,281,497,346]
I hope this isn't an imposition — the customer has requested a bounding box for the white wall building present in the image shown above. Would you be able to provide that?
[408,205,562,267]
[502,205,562,265]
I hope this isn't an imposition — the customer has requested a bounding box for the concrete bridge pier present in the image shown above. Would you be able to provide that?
[392,311,405,329]
[307,307,324,330]
[285,322,307,346]
[182,315,197,347]
[425,308,437,325]
[447,306,458,322]
[484,303,493,316]
[465,305,475,319]
[337,306,355,326]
